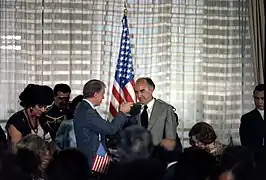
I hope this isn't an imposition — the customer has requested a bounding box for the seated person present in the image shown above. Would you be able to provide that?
[5,84,54,151]
[188,122,226,160]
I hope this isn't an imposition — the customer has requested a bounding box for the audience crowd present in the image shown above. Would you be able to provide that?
[0,82,264,180]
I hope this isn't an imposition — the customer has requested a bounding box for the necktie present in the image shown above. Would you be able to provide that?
[141,105,149,128]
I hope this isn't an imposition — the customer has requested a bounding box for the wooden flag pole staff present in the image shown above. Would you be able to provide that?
[124,0,127,16]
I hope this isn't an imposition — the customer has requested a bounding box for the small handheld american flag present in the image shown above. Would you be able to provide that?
[91,142,111,174]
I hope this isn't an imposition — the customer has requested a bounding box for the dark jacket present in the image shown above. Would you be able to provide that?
[239,109,265,149]
[73,100,128,168]
[55,119,76,150]
[0,126,7,150]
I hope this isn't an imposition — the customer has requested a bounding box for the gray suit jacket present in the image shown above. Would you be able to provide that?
[132,99,177,145]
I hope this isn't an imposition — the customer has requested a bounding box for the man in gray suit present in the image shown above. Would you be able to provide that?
[134,77,177,145]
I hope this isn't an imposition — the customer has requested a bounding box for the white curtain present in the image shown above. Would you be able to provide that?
[0,0,255,146]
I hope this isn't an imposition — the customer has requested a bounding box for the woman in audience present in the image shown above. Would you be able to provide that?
[14,134,52,180]
[188,122,226,159]
[5,84,54,150]
[55,95,83,150]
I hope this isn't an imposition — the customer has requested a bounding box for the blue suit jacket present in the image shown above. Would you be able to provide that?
[73,100,128,168]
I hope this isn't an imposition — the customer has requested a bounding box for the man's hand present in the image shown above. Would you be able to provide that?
[160,139,176,151]
[119,102,133,113]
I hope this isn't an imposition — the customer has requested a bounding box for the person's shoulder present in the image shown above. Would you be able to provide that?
[7,110,25,124]
[241,109,257,119]
[75,100,90,111]
[155,99,169,106]
[43,104,58,118]
[155,99,174,109]
[78,100,90,107]
[6,110,27,131]
[73,101,90,120]
[45,104,53,112]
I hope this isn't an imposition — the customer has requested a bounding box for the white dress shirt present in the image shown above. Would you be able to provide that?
[141,98,155,122]
[258,109,264,120]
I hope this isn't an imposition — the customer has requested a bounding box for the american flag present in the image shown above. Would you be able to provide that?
[91,143,111,174]
[109,15,136,118]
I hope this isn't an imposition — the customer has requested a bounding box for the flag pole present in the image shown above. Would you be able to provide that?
[124,0,127,16]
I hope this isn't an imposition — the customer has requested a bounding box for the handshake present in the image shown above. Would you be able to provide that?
[119,102,142,116]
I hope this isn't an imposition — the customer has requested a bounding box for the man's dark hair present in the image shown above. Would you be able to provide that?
[136,77,155,89]
[53,84,71,96]
[83,79,106,98]
[188,122,217,145]
[46,149,90,180]
[253,84,264,94]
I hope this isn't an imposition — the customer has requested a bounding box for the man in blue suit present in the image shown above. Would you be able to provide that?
[73,79,133,169]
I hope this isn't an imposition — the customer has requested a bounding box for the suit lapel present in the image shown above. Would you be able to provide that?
[147,100,163,131]
[253,109,263,121]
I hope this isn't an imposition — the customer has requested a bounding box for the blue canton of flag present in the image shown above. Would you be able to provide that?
[109,15,136,118]
[97,143,107,157]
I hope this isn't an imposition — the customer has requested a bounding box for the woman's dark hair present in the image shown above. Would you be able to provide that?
[19,84,54,108]
[67,95,84,119]
[188,122,217,145]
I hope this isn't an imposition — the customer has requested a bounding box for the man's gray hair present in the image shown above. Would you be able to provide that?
[83,79,106,98]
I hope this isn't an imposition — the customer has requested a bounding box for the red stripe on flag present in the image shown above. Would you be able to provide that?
[112,85,124,104]
[123,87,134,102]
[92,154,111,174]
[122,80,135,102]
[109,103,118,118]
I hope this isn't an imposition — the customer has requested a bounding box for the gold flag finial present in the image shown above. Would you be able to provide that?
[124,0,127,16]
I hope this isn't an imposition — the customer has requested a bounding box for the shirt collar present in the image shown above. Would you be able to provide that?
[167,161,178,169]
[257,108,264,119]
[83,99,96,109]
[257,108,264,113]
[144,98,155,110]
